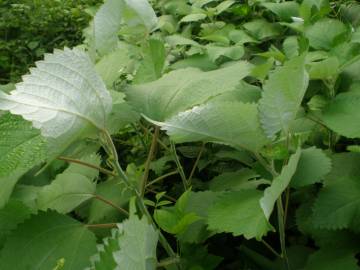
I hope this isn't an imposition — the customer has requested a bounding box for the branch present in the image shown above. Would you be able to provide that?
[58,156,116,177]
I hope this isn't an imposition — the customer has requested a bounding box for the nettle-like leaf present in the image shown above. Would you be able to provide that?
[114,215,159,270]
[209,169,267,192]
[0,113,47,208]
[0,200,31,249]
[323,89,360,138]
[87,230,120,270]
[126,61,252,121]
[312,176,360,230]
[260,148,301,220]
[157,101,269,153]
[303,248,359,270]
[305,18,348,50]
[207,190,273,240]
[291,147,331,188]
[0,211,97,270]
[262,2,300,22]
[259,55,309,139]
[93,0,158,55]
[0,48,112,154]
[36,154,100,214]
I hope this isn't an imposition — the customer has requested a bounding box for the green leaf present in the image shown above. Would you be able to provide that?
[180,13,207,23]
[323,90,360,138]
[305,18,348,50]
[155,191,201,234]
[0,48,112,154]
[0,211,97,270]
[209,169,267,192]
[243,19,282,41]
[178,191,219,243]
[308,57,339,80]
[126,61,252,121]
[180,244,223,270]
[303,248,359,270]
[157,101,269,152]
[93,0,158,55]
[312,176,360,230]
[0,200,31,249]
[208,190,273,240]
[262,2,300,22]
[260,148,301,220]
[37,172,96,214]
[87,230,120,270]
[89,178,132,223]
[215,0,236,15]
[133,39,166,84]
[95,46,132,88]
[291,147,331,188]
[206,45,244,63]
[0,113,47,178]
[114,215,159,270]
[259,55,309,139]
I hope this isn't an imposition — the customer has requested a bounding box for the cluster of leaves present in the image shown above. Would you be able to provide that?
[0,0,102,83]
[1,0,360,269]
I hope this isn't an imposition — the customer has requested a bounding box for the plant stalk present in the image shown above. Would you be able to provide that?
[102,130,179,266]
[277,198,290,270]
[58,156,116,176]
[170,141,189,190]
[140,126,160,197]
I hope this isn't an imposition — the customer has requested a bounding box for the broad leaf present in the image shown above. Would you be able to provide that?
[37,154,100,213]
[93,0,157,55]
[208,190,273,240]
[0,211,97,270]
[209,169,267,191]
[291,147,331,188]
[0,200,31,249]
[87,230,120,270]
[305,18,348,50]
[260,148,301,219]
[303,248,359,270]
[262,2,300,22]
[312,176,360,230]
[133,39,166,84]
[114,215,159,270]
[157,101,269,152]
[243,19,282,41]
[259,55,309,139]
[126,61,252,121]
[0,48,112,154]
[323,90,360,138]
[0,113,47,177]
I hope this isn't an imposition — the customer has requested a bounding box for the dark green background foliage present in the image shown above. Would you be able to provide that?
[0,0,101,83]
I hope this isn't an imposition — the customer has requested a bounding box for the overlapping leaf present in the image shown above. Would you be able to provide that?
[126,61,252,121]
[0,211,97,270]
[157,101,268,152]
[259,55,309,139]
[0,48,112,153]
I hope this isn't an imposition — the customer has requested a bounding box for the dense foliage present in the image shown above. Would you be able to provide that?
[1,0,360,269]
[0,0,102,83]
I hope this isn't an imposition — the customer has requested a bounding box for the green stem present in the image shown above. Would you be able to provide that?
[170,141,189,190]
[146,170,179,187]
[188,143,205,184]
[277,198,290,270]
[58,156,116,177]
[94,194,129,216]
[102,130,178,265]
[140,126,160,197]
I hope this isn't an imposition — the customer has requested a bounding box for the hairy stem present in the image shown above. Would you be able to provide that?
[277,198,289,270]
[188,143,205,184]
[261,240,281,258]
[58,156,116,176]
[140,126,160,197]
[94,194,129,216]
[86,223,117,229]
[170,141,189,190]
[146,170,179,187]
[102,130,178,264]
